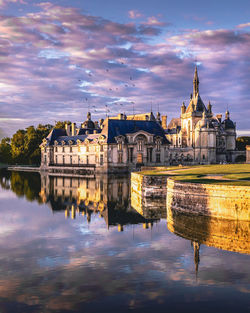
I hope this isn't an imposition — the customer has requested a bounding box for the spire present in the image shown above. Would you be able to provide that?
[225,109,230,119]
[193,65,199,98]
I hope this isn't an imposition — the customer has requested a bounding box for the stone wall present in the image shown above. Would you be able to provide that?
[167,178,250,220]
[130,172,167,219]
[131,172,167,198]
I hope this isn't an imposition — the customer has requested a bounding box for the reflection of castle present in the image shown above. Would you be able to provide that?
[40,66,239,173]
[40,174,157,230]
[167,207,250,255]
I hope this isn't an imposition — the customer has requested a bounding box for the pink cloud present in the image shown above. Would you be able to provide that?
[0,2,249,135]
[128,10,143,19]
[144,16,167,27]
[237,22,250,29]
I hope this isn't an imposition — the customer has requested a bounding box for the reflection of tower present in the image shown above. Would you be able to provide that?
[192,241,200,278]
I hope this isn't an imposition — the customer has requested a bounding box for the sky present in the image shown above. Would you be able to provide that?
[0,0,250,137]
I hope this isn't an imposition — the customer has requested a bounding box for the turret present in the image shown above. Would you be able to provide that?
[156,111,161,122]
[207,101,212,114]
[181,102,186,114]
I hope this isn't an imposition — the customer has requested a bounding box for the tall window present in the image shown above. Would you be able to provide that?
[86,146,89,152]
[55,155,58,164]
[70,146,72,153]
[129,148,133,163]
[147,148,152,162]
[156,153,161,163]
[62,146,65,153]
[86,156,89,164]
[44,155,47,163]
[118,143,122,151]
[70,155,72,164]
[100,154,104,165]
[63,155,65,164]
[118,153,123,163]
[55,146,57,152]
[100,145,104,152]
[156,140,161,151]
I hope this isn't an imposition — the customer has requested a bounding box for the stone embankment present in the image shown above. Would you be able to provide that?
[130,172,167,219]
[167,178,250,221]
[131,171,250,221]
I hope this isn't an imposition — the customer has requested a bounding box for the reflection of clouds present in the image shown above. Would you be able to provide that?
[0,185,249,312]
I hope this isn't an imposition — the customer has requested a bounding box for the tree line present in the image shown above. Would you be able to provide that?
[0,121,70,165]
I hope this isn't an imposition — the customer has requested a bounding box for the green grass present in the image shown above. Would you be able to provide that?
[139,164,250,186]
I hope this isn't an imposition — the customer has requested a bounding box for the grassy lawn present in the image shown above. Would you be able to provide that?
[139,164,250,186]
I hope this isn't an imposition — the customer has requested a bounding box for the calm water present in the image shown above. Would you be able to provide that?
[0,170,249,313]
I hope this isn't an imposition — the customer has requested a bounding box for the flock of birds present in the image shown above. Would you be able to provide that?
[77,62,138,117]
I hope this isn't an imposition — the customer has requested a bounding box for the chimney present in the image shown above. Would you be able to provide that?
[161,115,167,129]
[118,113,124,120]
[216,114,222,123]
[99,119,104,129]
[71,123,76,136]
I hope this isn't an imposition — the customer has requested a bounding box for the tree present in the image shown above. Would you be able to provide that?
[11,124,53,165]
[54,121,71,129]
[0,137,12,164]
[11,129,26,163]
[236,137,250,151]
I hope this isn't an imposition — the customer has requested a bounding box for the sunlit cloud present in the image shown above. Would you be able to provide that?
[0,2,249,135]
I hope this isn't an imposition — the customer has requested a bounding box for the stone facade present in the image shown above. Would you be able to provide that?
[40,114,170,173]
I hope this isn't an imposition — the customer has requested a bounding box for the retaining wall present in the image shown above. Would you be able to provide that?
[167,178,250,220]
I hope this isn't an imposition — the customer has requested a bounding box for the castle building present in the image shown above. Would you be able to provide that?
[166,66,237,164]
[40,66,238,172]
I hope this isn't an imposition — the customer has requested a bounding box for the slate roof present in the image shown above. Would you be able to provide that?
[168,118,181,129]
[102,119,170,144]
[186,94,208,113]
[222,118,235,129]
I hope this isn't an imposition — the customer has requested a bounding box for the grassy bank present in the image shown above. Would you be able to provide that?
[139,164,250,186]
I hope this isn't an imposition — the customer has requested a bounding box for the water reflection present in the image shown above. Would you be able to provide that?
[1,170,158,230]
[0,170,249,313]
[167,206,250,255]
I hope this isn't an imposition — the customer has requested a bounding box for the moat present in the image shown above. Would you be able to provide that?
[0,169,249,313]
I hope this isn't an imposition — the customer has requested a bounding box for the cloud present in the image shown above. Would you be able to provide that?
[0,0,26,7]
[128,10,143,19]
[0,3,249,135]
[237,22,250,29]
